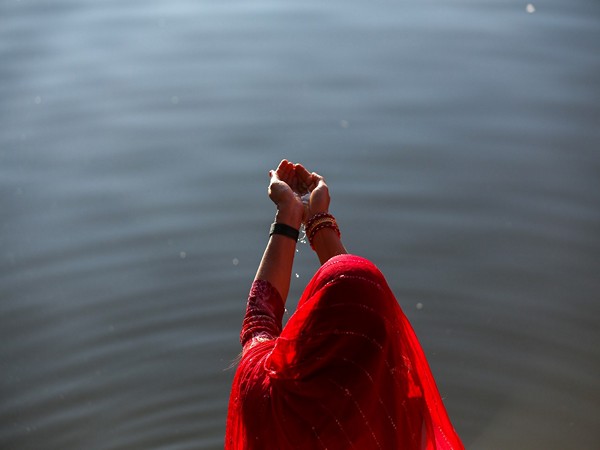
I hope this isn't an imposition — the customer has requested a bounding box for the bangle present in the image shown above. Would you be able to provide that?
[305,212,331,230]
[305,212,340,249]
[269,222,300,242]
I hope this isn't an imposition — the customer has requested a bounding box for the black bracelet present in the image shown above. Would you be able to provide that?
[269,222,300,242]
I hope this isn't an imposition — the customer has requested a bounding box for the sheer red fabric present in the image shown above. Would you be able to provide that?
[226,254,463,449]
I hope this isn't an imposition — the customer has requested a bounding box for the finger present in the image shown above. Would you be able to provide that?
[294,163,310,177]
[276,160,288,178]
[296,165,318,193]
[275,159,288,176]
[282,162,298,189]
[294,164,312,189]
[285,161,296,179]
[282,160,293,178]
[309,172,324,190]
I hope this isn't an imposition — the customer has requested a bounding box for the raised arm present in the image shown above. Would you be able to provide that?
[254,160,304,301]
[254,160,348,299]
[241,161,346,350]
[295,164,347,265]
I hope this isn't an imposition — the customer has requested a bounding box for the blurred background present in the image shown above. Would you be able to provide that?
[1,0,599,449]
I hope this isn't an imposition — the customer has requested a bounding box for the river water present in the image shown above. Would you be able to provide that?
[1,1,599,449]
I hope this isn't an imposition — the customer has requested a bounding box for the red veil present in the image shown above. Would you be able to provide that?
[226,254,463,449]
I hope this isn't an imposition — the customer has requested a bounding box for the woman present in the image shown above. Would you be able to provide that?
[225,160,463,449]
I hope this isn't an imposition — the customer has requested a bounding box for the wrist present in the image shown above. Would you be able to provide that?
[305,209,328,224]
[275,207,303,230]
[305,212,340,249]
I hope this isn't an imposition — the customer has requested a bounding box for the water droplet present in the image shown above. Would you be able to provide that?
[34,96,42,104]
[295,273,299,278]
[416,302,423,310]
[340,119,349,128]
[232,258,239,266]
[171,96,179,105]
[526,3,535,13]
[179,251,187,259]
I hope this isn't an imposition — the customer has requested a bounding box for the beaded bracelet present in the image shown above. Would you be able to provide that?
[308,220,339,241]
[305,212,340,249]
[305,212,333,231]
[307,217,335,239]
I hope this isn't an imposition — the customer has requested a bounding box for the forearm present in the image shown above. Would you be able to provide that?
[254,210,302,302]
[312,227,347,265]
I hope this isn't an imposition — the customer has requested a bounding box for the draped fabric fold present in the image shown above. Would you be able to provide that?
[226,254,463,450]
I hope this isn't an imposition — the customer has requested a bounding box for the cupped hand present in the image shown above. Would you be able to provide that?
[268,160,331,224]
[268,160,305,226]
[293,163,331,221]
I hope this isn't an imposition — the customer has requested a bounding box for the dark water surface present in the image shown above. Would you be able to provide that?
[1,0,599,449]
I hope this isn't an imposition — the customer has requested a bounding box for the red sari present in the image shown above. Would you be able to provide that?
[226,254,463,449]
